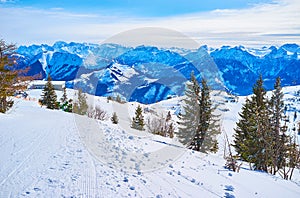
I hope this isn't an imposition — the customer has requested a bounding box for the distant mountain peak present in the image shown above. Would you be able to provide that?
[16,42,300,103]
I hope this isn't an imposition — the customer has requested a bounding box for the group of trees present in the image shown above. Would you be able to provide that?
[39,76,121,125]
[130,72,219,153]
[39,75,73,112]
[233,76,300,179]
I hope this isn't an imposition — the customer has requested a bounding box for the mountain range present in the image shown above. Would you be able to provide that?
[15,42,300,103]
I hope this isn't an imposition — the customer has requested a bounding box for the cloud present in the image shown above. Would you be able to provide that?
[0,0,299,47]
[0,0,14,3]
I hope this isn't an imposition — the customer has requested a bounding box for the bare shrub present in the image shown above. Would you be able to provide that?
[146,111,174,138]
[87,106,108,121]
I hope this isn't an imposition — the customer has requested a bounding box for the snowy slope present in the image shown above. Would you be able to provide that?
[1,89,300,197]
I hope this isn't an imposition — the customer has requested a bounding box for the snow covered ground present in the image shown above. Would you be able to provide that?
[1,88,300,197]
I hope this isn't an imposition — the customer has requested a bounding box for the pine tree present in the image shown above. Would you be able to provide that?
[111,112,119,124]
[131,105,145,130]
[73,89,88,115]
[269,77,287,174]
[197,79,220,153]
[60,86,68,103]
[177,72,200,146]
[233,97,258,163]
[233,76,271,171]
[0,40,23,113]
[59,87,73,112]
[177,72,220,152]
[39,75,59,109]
[252,75,271,171]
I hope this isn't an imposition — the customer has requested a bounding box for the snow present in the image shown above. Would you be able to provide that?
[245,47,272,58]
[1,89,300,197]
[39,51,54,71]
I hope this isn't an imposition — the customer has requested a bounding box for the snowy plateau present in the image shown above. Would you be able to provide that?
[1,86,300,197]
[15,42,300,104]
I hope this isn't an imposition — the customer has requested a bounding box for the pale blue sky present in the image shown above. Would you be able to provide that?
[0,0,299,47]
[2,0,273,17]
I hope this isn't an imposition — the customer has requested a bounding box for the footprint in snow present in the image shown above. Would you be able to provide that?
[33,187,41,192]
[224,192,235,198]
[224,185,234,192]
[224,185,235,198]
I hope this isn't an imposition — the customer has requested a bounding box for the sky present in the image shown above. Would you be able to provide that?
[0,0,299,48]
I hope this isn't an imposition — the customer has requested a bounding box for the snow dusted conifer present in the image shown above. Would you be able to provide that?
[233,75,271,171]
[40,75,59,109]
[111,112,119,124]
[73,89,88,115]
[177,72,200,146]
[0,39,30,113]
[268,77,286,174]
[60,86,68,103]
[177,72,220,152]
[197,78,220,153]
[131,105,145,130]
[59,87,73,112]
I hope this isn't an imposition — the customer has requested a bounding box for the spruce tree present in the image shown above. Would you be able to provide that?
[197,79,220,153]
[0,40,21,113]
[73,89,88,115]
[111,112,119,124]
[131,105,145,130]
[177,72,220,152]
[59,87,73,112]
[269,77,286,174]
[252,75,271,171]
[233,97,258,163]
[234,76,280,172]
[60,86,68,103]
[40,75,59,109]
[177,72,200,146]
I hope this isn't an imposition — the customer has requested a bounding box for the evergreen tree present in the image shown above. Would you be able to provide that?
[233,97,258,163]
[39,75,59,109]
[0,40,25,113]
[111,112,119,124]
[177,72,200,146]
[60,86,68,103]
[131,105,145,130]
[233,76,271,171]
[59,87,73,112]
[73,89,88,115]
[197,79,220,153]
[252,75,271,171]
[177,72,220,152]
[269,77,287,174]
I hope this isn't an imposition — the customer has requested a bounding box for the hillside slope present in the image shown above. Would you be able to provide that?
[0,90,300,197]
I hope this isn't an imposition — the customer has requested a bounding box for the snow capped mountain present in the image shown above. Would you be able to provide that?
[16,42,300,103]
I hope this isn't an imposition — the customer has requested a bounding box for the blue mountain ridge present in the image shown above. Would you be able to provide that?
[15,42,300,103]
